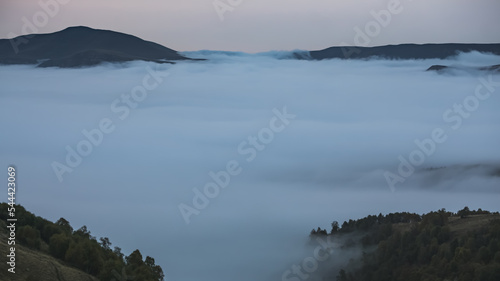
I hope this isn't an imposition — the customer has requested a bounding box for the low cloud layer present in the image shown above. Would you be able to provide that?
[0,51,499,281]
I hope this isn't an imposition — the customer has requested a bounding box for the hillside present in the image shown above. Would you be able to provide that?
[308,43,500,60]
[0,203,164,281]
[310,208,500,281]
[0,231,99,281]
[0,26,193,67]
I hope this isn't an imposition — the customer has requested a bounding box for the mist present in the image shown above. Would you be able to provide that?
[1,51,499,281]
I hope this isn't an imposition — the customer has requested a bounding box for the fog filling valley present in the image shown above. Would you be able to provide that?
[1,51,499,281]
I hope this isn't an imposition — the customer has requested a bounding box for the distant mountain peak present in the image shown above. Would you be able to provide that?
[0,26,195,68]
[62,25,93,30]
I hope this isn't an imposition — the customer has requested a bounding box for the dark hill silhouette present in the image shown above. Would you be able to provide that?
[0,26,193,67]
[308,43,500,60]
[426,64,500,73]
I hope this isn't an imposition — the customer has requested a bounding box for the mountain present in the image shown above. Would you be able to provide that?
[2,27,499,67]
[307,43,500,60]
[0,26,193,68]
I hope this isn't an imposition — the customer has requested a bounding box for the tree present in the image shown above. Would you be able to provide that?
[126,249,144,271]
[478,246,492,263]
[114,246,125,260]
[65,241,86,268]
[125,250,165,281]
[145,256,165,281]
[65,239,103,275]
[17,225,41,249]
[331,221,339,234]
[100,237,112,251]
[438,226,451,243]
[458,207,471,219]
[49,233,71,259]
[75,225,93,239]
[310,227,327,236]
[42,223,62,243]
[0,203,164,281]
[453,247,472,264]
[55,217,73,233]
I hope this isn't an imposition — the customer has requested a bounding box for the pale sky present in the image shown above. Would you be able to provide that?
[1,0,499,52]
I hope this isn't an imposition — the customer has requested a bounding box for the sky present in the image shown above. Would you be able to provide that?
[1,51,500,281]
[1,0,500,52]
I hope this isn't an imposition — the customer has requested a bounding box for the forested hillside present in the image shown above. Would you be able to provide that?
[0,203,164,281]
[310,207,500,281]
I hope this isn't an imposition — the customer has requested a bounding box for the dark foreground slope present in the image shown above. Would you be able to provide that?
[0,203,164,281]
[309,43,500,60]
[0,26,192,67]
[310,208,500,281]
[0,233,99,281]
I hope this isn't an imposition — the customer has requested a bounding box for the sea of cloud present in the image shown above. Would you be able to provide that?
[0,51,499,281]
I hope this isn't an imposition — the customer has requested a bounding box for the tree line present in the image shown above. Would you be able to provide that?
[0,203,164,281]
[310,207,500,281]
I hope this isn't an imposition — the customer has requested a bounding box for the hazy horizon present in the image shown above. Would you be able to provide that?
[1,0,500,52]
[3,24,500,54]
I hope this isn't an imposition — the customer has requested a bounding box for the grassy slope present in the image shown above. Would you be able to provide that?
[0,230,99,281]
[390,214,500,235]
[447,214,500,235]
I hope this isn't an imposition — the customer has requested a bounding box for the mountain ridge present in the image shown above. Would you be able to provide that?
[1,26,500,67]
[0,26,194,68]
[308,43,500,60]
